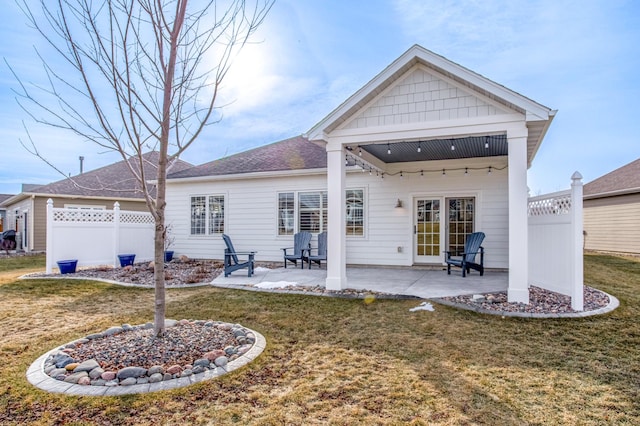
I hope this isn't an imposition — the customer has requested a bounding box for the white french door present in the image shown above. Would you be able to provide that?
[414,198,442,263]
[413,196,476,264]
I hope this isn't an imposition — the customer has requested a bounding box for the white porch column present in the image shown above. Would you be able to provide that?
[507,127,529,303]
[326,140,347,290]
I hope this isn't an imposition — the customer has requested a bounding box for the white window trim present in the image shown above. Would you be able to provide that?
[189,193,226,237]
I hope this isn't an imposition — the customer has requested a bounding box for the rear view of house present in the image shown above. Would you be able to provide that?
[165,45,557,303]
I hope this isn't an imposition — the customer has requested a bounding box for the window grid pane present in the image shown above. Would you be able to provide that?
[209,196,225,234]
[299,192,327,233]
[190,196,206,235]
[278,192,294,235]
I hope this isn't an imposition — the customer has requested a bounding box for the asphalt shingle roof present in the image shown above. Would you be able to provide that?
[584,158,640,198]
[26,152,193,199]
[168,135,327,179]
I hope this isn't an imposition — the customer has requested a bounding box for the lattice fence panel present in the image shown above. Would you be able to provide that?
[52,209,114,223]
[120,211,155,224]
[528,194,572,216]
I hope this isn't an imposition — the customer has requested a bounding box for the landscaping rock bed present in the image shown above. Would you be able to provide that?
[438,285,610,314]
[32,257,224,287]
[43,320,256,387]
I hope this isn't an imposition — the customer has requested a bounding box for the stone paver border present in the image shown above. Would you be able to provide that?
[27,327,266,396]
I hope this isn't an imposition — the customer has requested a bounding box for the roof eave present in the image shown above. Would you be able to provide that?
[1,192,147,207]
[527,109,557,167]
[0,192,32,207]
[167,167,330,184]
[584,187,640,200]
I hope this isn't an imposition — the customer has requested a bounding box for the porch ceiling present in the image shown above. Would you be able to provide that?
[352,134,507,164]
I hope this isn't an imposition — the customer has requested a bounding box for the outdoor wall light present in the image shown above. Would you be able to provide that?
[485,135,490,149]
[387,143,391,155]
[395,199,403,208]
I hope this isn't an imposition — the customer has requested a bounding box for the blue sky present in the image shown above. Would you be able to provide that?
[1,0,639,195]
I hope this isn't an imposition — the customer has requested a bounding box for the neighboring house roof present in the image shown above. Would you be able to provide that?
[584,158,640,199]
[1,152,193,207]
[0,194,14,205]
[21,184,43,192]
[168,135,327,180]
[307,44,556,166]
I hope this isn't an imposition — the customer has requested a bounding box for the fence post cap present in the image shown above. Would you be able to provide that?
[571,171,583,181]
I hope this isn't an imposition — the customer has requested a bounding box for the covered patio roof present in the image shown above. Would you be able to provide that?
[347,134,507,164]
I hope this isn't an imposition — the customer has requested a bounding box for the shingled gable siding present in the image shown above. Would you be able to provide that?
[165,156,509,268]
[343,66,510,130]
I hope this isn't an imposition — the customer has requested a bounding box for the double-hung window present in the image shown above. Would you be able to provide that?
[299,191,328,233]
[190,195,225,235]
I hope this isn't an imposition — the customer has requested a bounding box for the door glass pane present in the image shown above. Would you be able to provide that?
[416,199,440,257]
[448,198,475,254]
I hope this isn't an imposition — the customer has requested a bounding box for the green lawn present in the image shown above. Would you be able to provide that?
[0,253,638,425]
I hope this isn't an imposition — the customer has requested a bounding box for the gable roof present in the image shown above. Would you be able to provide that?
[584,158,640,199]
[168,135,327,180]
[307,44,556,165]
[1,152,193,206]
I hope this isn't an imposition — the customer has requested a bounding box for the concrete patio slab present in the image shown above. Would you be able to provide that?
[212,266,508,299]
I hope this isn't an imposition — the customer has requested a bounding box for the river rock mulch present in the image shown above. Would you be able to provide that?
[31,257,225,287]
[44,320,255,387]
[438,285,610,314]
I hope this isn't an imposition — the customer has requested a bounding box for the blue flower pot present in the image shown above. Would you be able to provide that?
[164,251,174,262]
[118,254,136,267]
[57,259,78,274]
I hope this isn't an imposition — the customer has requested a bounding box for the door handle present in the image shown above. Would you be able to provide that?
[414,225,417,234]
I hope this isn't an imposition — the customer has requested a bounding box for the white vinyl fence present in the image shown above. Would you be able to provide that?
[528,172,584,310]
[45,199,155,273]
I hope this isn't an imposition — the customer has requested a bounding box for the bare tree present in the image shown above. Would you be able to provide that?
[12,0,273,336]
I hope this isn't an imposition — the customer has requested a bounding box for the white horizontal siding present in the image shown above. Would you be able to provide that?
[165,159,510,268]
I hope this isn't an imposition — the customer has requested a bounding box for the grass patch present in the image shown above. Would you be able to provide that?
[0,253,638,424]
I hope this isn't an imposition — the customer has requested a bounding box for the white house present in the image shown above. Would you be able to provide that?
[165,45,556,303]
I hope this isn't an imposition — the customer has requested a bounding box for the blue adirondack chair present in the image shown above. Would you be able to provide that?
[222,234,256,277]
[307,232,327,269]
[282,231,312,269]
[445,232,485,277]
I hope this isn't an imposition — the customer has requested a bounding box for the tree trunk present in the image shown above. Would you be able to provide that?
[153,0,188,337]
